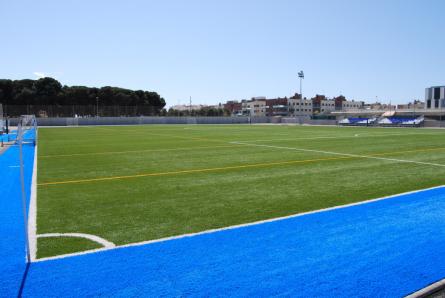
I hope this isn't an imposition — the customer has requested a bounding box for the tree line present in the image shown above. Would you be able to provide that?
[164,107,230,117]
[0,77,166,113]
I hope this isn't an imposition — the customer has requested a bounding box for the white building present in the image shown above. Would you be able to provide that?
[288,98,313,116]
[341,100,363,110]
[242,99,267,116]
[319,100,336,113]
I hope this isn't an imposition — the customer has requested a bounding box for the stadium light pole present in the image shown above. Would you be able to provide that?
[298,70,304,123]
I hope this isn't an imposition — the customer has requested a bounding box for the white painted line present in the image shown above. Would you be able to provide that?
[230,142,445,168]
[8,165,20,168]
[28,145,38,261]
[232,132,444,143]
[34,184,445,263]
[37,233,115,248]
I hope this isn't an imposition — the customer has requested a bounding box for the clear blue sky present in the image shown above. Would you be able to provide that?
[1,0,444,107]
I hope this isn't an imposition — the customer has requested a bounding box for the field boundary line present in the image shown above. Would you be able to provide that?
[40,144,246,158]
[37,233,115,248]
[29,145,38,261]
[231,142,445,168]
[33,184,445,263]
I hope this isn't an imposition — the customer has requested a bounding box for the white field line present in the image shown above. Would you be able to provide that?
[28,145,38,261]
[231,132,444,143]
[230,142,445,168]
[34,184,445,263]
[37,233,115,248]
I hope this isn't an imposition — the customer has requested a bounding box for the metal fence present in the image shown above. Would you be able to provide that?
[6,116,346,126]
[2,105,160,117]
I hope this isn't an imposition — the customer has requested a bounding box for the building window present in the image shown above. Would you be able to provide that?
[427,100,431,108]
[435,99,439,108]
[434,88,441,100]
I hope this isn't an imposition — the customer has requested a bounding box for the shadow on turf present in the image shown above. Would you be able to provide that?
[17,262,30,298]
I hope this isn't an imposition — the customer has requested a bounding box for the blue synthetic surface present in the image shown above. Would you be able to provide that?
[0,130,17,143]
[1,139,445,296]
[0,141,34,296]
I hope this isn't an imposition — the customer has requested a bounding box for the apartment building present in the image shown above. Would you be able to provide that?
[226,93,364,117]
[242,98,267,116]
[425,86,445,109]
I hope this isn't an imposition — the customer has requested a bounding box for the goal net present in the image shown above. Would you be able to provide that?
[16,115,38,146]
[0,104,4,134]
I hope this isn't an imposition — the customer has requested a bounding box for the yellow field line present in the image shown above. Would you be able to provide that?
[37,146,445,187]
[38,155,353,186]
[40,144,246,158]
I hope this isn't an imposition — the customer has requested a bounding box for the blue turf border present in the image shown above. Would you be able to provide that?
[0,141,35,296]
[16,187,445,296]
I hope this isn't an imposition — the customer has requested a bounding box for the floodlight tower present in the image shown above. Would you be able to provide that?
[297,70,304,119]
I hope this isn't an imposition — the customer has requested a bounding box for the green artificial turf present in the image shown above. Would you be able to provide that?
[36,124,445,258]
[37,236,102,259]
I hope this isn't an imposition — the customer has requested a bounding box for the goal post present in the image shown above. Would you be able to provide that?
[16,115,38,146]
[17,115,38,263]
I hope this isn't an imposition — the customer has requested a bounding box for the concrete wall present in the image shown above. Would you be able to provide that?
[424,119,445,128]
[9,116,256,126]
[282,117,337,126]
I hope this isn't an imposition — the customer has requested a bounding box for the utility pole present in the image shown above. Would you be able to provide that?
[96,96,99,118]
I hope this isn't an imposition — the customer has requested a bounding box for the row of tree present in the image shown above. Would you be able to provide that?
[0,77,166,113]
[164,107,230,117]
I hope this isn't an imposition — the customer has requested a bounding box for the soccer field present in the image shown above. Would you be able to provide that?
[36,124,445,259]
